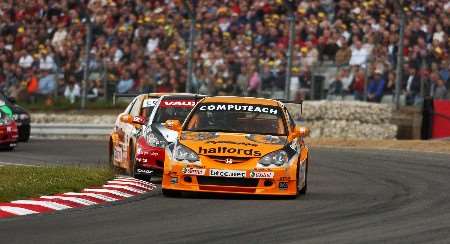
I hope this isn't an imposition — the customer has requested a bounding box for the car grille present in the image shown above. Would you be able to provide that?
[207,156,252,164]
[197,176,259,187]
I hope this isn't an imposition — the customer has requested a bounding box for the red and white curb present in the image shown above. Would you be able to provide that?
[0,176,156,219]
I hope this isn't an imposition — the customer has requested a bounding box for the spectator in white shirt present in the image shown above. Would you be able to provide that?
[39,50,56,71]
[349,40,370,67]
[18,50,34,69]
[51,23,68,50]
[64,78,81,104]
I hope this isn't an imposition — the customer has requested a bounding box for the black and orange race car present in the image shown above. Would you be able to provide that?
[161,96,310,198]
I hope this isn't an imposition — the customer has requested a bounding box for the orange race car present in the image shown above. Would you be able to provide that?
[161,96,310,198]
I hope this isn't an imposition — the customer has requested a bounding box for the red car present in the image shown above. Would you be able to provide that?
[134,94,205,178]
[0,110,18,150]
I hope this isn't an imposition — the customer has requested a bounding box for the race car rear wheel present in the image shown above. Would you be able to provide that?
[162,189,181,198]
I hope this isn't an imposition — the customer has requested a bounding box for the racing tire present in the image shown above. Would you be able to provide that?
[162,189,182,198]
[299,160,308,195]
[109,140,116,170]
[18,125,30,142]
[286,164,301,200]
[127,143,136,178]
[6,144,15,151]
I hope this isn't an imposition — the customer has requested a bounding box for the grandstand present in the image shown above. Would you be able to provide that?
[0,0,448,106]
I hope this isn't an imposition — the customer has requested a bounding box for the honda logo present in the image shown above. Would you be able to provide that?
[225,158,233,164]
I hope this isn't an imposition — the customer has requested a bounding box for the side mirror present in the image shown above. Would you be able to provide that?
[164,120,182,133]
[120,114,133,124]
[292,126,310,138]
[120,114,147,126]
[297,126,310,137]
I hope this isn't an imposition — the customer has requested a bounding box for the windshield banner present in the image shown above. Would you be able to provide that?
[199,103,279,115]
[160,100,197,108]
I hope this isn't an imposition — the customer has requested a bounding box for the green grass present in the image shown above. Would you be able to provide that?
[0,165,115,202]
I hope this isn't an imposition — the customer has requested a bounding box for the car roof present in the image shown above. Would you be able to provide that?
[200,96,281,106]
[141,92,201,99]
[160,94,206,99]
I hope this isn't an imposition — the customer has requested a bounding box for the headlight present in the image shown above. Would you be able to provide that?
[258,150,288,167]
[174,144,199,162]
[145,132,167,148]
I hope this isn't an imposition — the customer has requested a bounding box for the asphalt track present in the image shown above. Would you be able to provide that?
[1,139,450,243]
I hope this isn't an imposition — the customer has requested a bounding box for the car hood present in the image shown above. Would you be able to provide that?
[151,123,179,143]
[179,131,287,158]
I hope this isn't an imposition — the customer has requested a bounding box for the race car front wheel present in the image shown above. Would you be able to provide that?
[299,159,308,194]
[127,143,136,177]
[109,140,118,171]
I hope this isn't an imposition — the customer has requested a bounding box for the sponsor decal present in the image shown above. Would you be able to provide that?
[170,177,178,184]
[249,171,274,179]
[143,98,158,108]
[199,104,279,115]
[290,140,298,151]
[132,116,146,124]
[209,169,246,178]
[136,169,153,175]
[160,100,197,108]
[114,147,122,161]
[198,146,261,157]
[135,157,147,163]
[205,140,258,147]
[182,168,206,176]
[279,182,289,190]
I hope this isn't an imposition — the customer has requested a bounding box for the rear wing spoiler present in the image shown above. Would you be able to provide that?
[277,99,303,115]
[112,93,171,105]
[112,93,140,106]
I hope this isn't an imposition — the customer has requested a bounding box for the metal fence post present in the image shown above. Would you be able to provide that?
[420,58,427,98]
[184,0,197,93]
[81,14,92,110]
[363,58,371,102]
[284,0,296,100]
[395,5,405,110]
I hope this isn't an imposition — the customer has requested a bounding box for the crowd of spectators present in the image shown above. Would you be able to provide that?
[0,0,448,106]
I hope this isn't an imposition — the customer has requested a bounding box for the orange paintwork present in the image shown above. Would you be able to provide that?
[162,96,310,196]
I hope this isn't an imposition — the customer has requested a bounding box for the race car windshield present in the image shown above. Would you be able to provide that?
[185,103,286,135]
[153,99,197,124]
